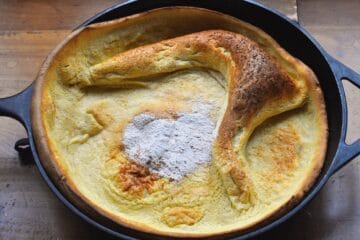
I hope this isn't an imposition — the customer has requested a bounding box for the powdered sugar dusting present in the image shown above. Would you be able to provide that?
[122,104,216,180]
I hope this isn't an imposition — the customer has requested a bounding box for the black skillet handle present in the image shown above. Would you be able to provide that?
[327,55,360,174]
[0,84,33,125]
[0,84,33,162]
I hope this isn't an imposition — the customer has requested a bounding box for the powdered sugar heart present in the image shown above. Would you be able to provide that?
[123,105,216,180]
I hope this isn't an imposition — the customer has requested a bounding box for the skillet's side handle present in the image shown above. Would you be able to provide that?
[0,84,33,126]
[0,84,34,163]
[327,55,360,174]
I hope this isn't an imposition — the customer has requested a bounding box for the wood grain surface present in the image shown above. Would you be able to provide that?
[0,0,359,240]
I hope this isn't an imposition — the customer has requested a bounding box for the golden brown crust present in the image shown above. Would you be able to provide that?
[31,6,328,239]
[116,161,160,196]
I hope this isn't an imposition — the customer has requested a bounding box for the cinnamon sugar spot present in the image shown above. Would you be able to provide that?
[116,161,159,196]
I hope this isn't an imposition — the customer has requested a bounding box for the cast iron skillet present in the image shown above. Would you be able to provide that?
[0,0,359,239]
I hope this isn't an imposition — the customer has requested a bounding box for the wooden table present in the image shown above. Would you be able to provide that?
[0,1,359,239]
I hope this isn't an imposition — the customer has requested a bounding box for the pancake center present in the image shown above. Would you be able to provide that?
[122,105,216,180]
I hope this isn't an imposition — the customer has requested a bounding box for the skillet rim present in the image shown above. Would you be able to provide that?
[15,0,352,239]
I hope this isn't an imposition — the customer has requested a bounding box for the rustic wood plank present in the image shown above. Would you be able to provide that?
[0,0,297,31]
[0,30,70,97]
[0,0,120,31]
[0,158,106,240]
[299,0,360,28]
[258,0,298,21]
